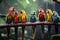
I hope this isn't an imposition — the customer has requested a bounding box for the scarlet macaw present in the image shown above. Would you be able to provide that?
[39,8,45,21]
[6,7,15,24]
[13,11,19,24]
[6,7,15,39]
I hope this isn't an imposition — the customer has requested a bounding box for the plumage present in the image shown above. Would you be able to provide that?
[13,11,19,24]
[6,7,15,40]
[46,9,53,21]
[39,8,45,21]
[20,10,26,23]
[58,16,60,22]
[6,7,14,24]
[30,12,36,22]
[52,11,59,22]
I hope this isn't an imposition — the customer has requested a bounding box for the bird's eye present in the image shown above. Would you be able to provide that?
[53,13,54,15]
[20,11,22,13]
[40,11,41,12]
[47,11,49,13]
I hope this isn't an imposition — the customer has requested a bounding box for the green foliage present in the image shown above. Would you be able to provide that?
[0,18,5,24]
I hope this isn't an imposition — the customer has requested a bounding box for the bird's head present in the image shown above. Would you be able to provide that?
[20,10,26,16]
[39,8,44,13]
[14,11,18,17]
[46,9,53,15]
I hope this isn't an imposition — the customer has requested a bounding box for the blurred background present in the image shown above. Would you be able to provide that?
[0,0,60,40]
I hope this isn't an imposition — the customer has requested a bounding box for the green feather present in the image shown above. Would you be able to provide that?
[6,16,13,24]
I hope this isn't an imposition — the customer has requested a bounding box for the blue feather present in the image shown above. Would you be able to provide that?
[52,11,59,22]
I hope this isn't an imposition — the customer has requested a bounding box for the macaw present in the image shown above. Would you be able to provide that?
[46,9,53,21]
[52,11,60,34]
[20,10,26,23]
[13,11,19,40]
[30,12,36,40]
[46,9,54,37]
[39,8,45,21]
[20,10,26,40]
[13,11,19,24]
[6,7,15,39]
[52,11,59,22]
[30,12,36,22]
[6,7,15,24]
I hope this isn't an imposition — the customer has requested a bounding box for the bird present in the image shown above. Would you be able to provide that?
[52,11,59,22]
[13,11,19,24]
[6,7,15,24]
[13,11,19,40]
[39,8,45,21]
[39,8,45,39]
[20,10,26,23]
[30,12,37,40]
[30,12,36,22]
[6,7,15,39]
[46,9,53,22]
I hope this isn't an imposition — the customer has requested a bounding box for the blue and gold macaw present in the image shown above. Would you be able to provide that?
[46,9,53,22]
[30,12,37,40]
[30,12,36,22]
[20,10,26,40]
[52,11,60,34]
[20,10,26,23]
[46,9,53,38]
[52,11,59,22]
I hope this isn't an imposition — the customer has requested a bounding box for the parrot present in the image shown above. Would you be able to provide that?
[52,11,60,34]
[30,12,36,40]
[52,11,59,22]
[13,11,19,40]
[30,12,36,22]
[39,8,45,21]
[13,11,19,24]
[39,8,45,39]
[20,10,26,23]
[6,7,15,24]
[6,7,15,39]
[46,9,53,22]
[46,9,53,38]
[20,10,26,40]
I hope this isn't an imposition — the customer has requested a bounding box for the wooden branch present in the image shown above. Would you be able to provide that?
[0,21,60,28]
[0,14,6,17]
[0,21,60,40]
